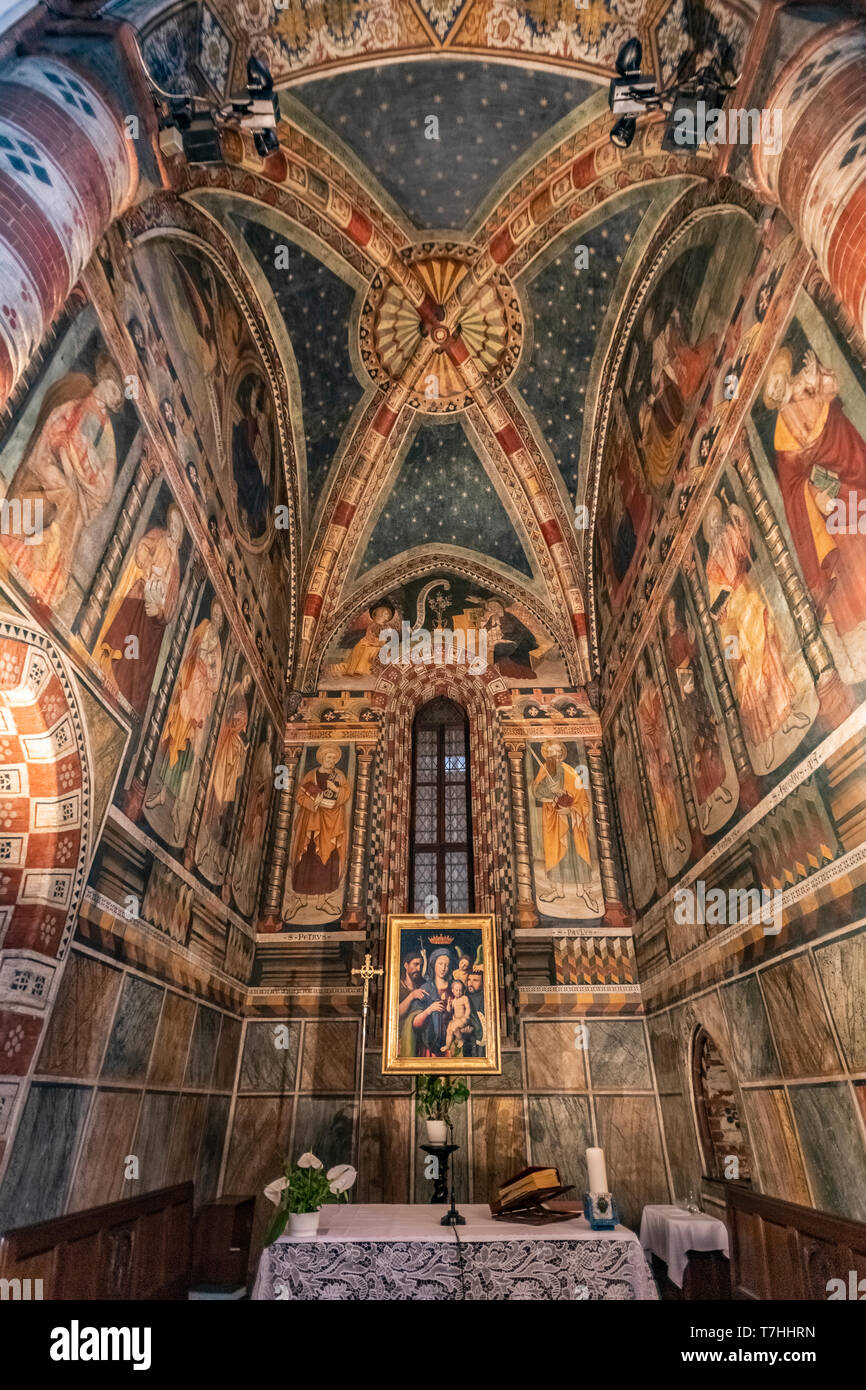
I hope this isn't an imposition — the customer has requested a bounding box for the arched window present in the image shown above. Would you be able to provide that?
[410,697,474,913]
[692,1026,752,1183]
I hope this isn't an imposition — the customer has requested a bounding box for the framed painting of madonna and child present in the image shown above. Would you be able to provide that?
[382,915,501,1075]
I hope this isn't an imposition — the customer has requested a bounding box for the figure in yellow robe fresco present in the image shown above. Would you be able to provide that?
[284,744,351,920]
[531,740,600,913]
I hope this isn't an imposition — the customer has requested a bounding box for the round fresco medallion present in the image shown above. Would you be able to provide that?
[358,241,524,414]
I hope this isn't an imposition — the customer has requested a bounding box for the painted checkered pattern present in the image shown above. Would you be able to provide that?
[0,620,90,1168]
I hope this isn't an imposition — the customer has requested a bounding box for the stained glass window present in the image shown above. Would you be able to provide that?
[409,697,474,913]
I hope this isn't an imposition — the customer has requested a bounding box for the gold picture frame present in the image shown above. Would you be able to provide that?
[382,914,501,1074]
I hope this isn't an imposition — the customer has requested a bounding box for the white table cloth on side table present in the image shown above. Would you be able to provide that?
[253,1203,658,1300]
[639,1204,730,1288]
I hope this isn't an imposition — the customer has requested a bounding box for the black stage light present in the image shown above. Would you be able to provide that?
[615,38,643,79]
[610,115,637,149]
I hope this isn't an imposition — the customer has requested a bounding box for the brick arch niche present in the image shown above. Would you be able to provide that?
[691,1026,753,1184]
[370,661,516,1035]
[0,618,91,1177]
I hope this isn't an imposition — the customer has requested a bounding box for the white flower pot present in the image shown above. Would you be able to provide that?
[289,1210,320,1240]
[426,1119,448,1144]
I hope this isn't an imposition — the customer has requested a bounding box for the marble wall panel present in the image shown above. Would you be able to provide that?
[165,1093,207,1187]
[789,1083,866,1222]
[68,1087,142,1212]
[719,977,780,1081]
[363,1049,411,1092]
[147,991,196,1088]
[813,932,866,1071]
[471,1049,524,1092]
[524,1021,587,1090]
[37,952,123,1079]
[470,1095,528,1202]
[130,1090,177,1195]
[588,1021,652,1089]
[739,1086,810,1207]
[357,1097,412,1203]
[101,976,165,1084]
[299,1020,358,1092]
[212,1016,242,1092]
[594,1094,669,1229]
[0,1083,91,1229]
[292,1096,356,1172]
[647,1011,682,1093]
[184,1006,221,1089]
[238,1020,300,1093]
[658,1092,702,1199]
[224,1096,294,1197]
[760,957,841,1078]
[528,1094,593,1191]
[196,1095,231,1204]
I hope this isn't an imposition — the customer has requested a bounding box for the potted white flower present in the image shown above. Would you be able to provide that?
[415,1074,469,1144]
[263,1152,357,1242]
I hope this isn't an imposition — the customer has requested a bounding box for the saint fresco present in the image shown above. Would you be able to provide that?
[525,739,603,920]
[695,475,816,776]
[282,742,354,927]
[195,662,254,886]
[751,299,866,689]
[609,707,655,911]
[143,594,225,847]
[95,497,185,717]
[231,730,275,917]
[634,654,690,879]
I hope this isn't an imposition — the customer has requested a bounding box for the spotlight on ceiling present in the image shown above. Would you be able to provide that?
[607,33,738,151]
[615,38,643,79]
[149,46,280,164]
[610,116,637,149]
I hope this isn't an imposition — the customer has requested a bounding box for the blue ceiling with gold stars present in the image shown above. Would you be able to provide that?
[361,421,533,577]
[291,60,597,231]
[520,197,652,501]
[238,216,362,513]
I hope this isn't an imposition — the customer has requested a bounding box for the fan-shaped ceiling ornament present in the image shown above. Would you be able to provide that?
[359,242,524,414]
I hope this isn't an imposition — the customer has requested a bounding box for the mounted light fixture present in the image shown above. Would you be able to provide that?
[146,44,280,163]
[608,34,738,150]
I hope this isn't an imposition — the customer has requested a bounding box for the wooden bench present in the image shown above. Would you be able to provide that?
[0,1182,193,1300]
[727,1184,866,1300]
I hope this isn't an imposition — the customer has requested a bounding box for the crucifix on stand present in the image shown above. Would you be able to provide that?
[350,953,383,1176]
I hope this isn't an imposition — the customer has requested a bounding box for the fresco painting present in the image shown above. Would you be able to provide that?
[525,739,603,921]
[282,742,355,927]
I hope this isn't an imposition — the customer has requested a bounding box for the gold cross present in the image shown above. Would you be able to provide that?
[351,953,383,1009]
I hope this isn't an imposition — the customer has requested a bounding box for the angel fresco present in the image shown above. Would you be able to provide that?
[144,599,224,846]
[702,494,811,773]
[325,603,398,681]
[763,346,866,685]
[1,356,124,607]
[95,504,183,716]
[195,669,253,885]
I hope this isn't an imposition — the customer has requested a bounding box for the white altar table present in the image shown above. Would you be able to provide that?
[252,1203,659,1300]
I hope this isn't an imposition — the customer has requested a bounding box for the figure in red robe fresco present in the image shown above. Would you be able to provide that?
[763,347,866,684]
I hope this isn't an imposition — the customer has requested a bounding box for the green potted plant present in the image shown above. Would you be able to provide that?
[263,1152,356,1243]
[415,1074,469,1143]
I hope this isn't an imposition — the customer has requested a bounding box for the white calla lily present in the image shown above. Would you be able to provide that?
[297,1151,323,1169]
[263,1176,288,1205]
[327,1163,357,1194]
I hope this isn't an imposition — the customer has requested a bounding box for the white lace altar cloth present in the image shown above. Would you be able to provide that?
[252,1204,659,1300]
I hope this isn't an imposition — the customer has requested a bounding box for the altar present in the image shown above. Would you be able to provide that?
[252,1204,658,1301]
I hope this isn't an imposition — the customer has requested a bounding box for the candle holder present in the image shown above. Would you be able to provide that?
[583,1192,618,1229]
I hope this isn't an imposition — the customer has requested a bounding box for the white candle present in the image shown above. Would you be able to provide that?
[586,1147,608,1194]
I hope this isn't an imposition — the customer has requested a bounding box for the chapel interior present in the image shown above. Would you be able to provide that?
[1,0,866,1305]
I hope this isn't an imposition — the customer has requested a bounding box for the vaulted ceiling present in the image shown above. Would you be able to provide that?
[127,0,760,688]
